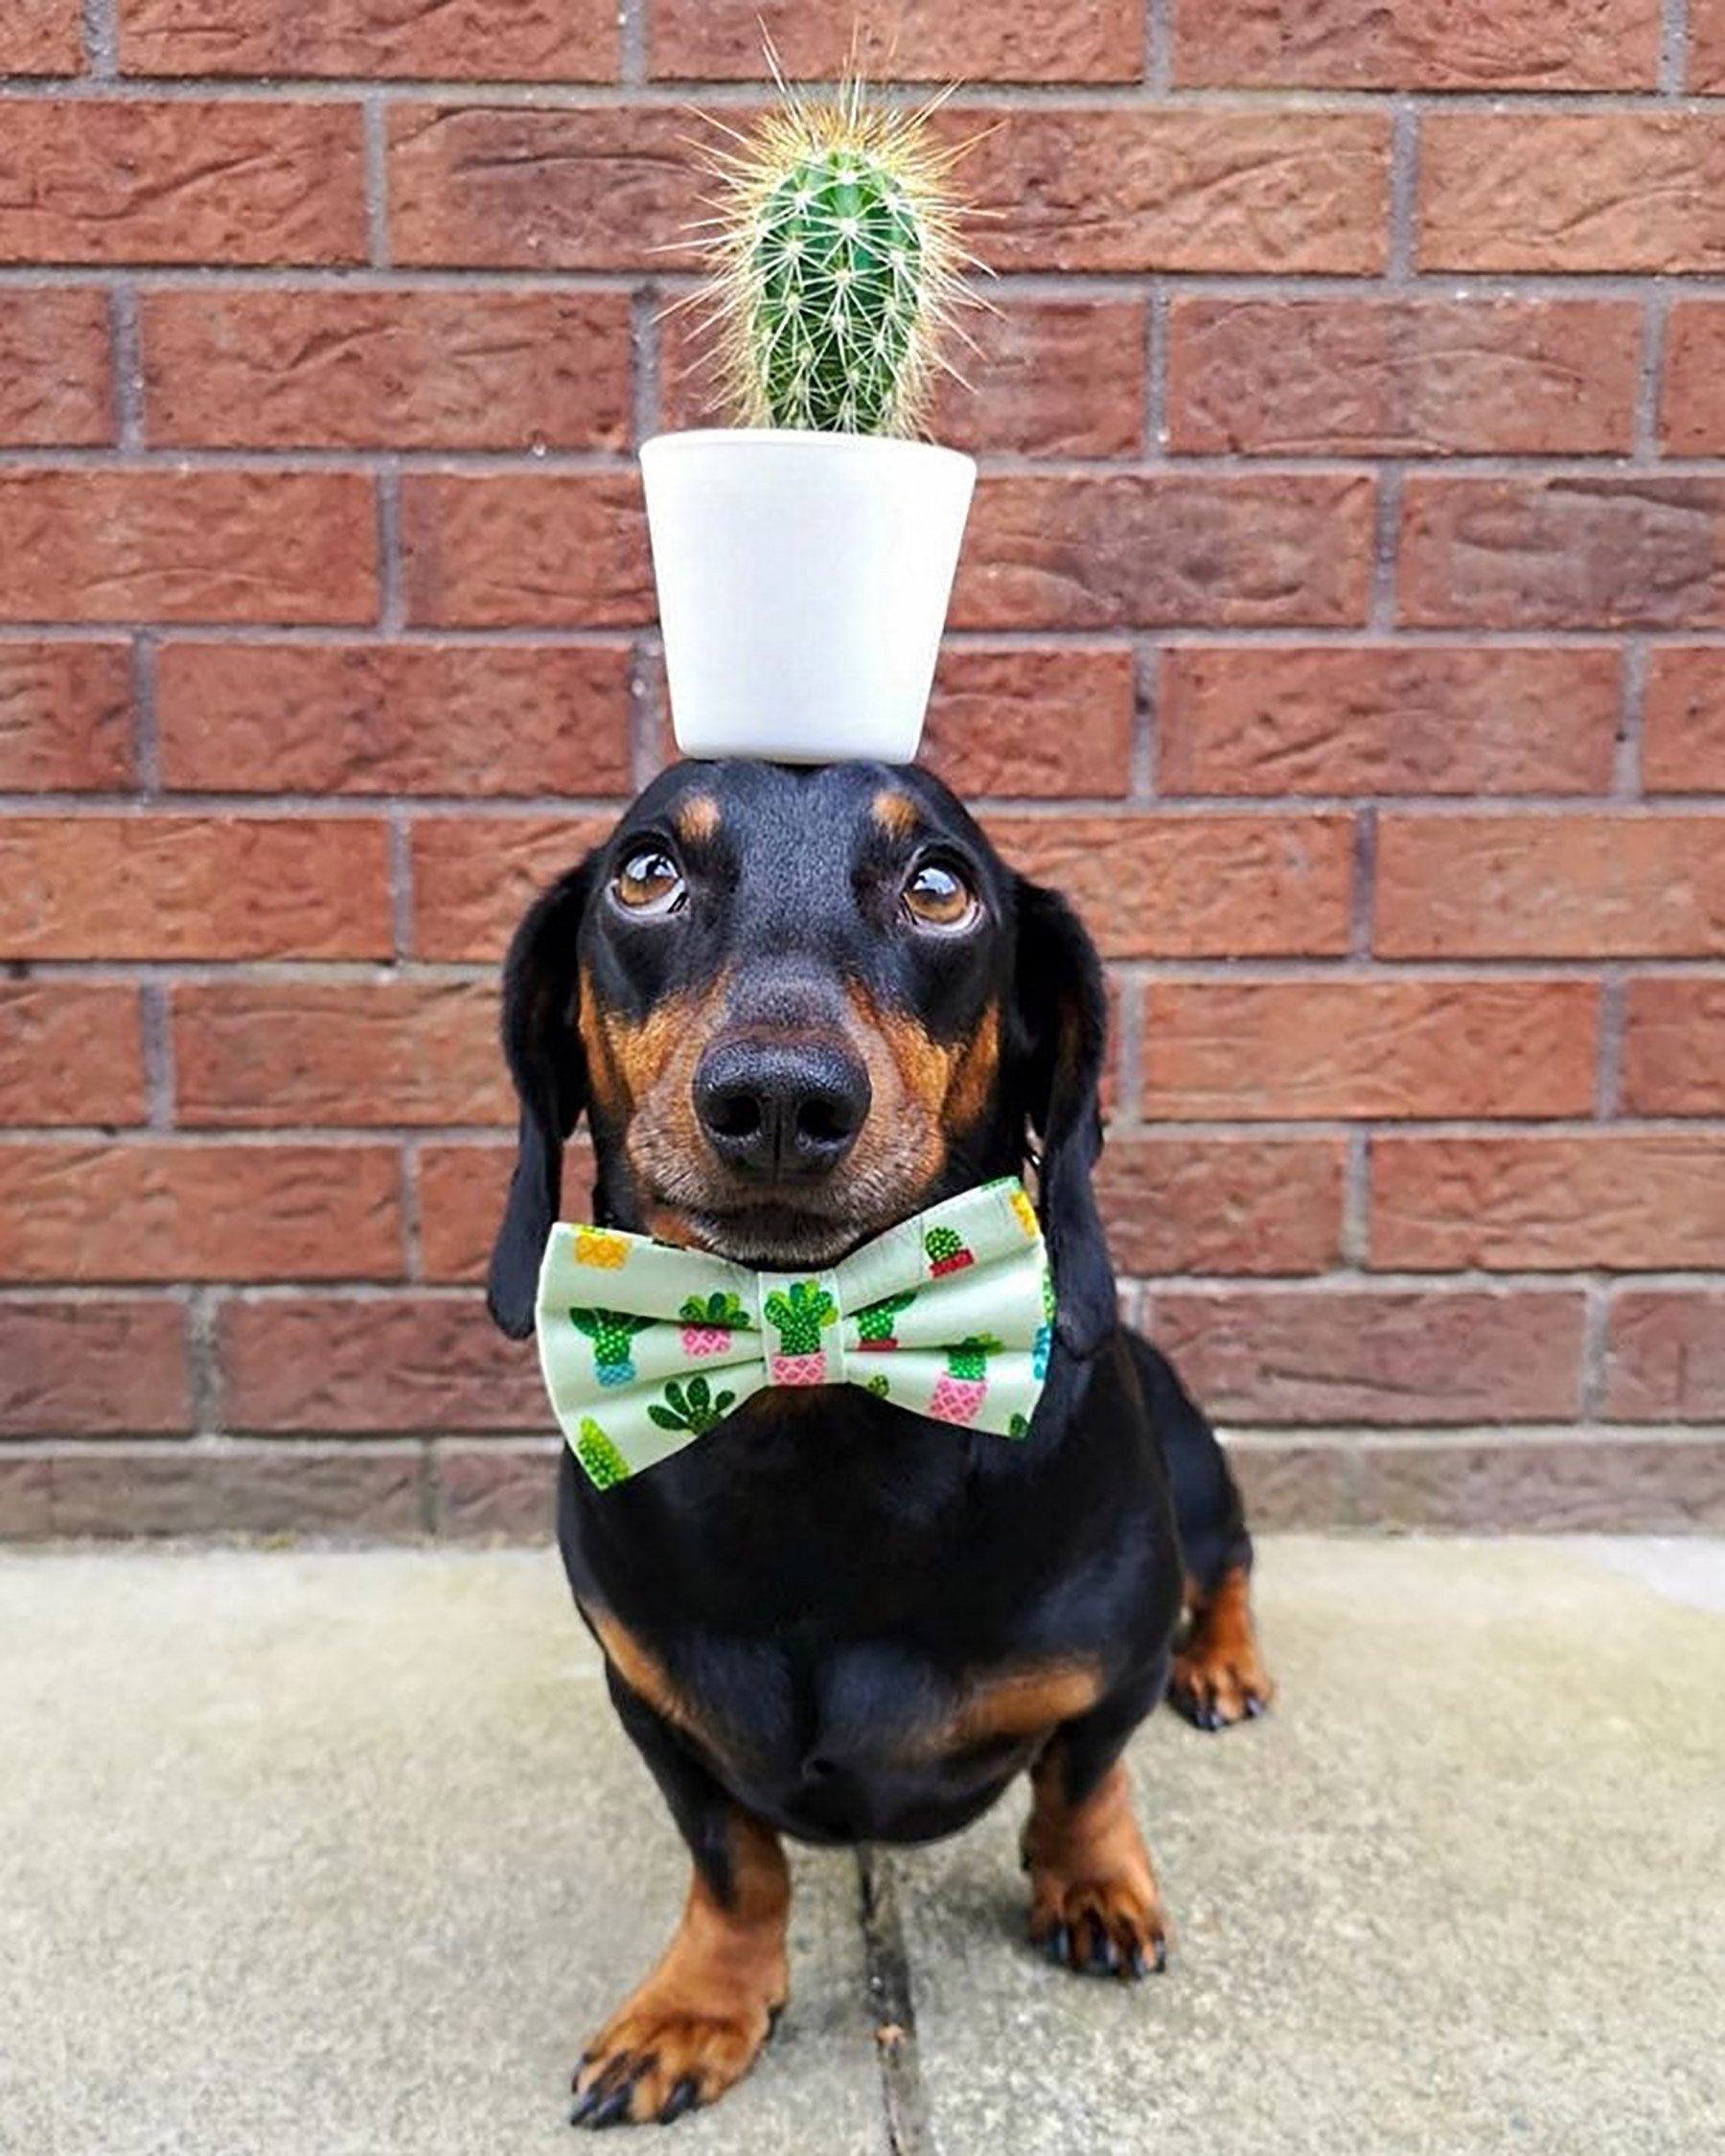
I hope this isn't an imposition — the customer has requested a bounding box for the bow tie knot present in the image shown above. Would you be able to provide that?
[535,1179,1054,1488]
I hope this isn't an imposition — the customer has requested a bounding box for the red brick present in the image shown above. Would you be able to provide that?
[172,982,508,1131]
[1175,0,1660,87]
[1371,1135,1725,1271]
[1356,1438,1725,1534]
[142,289,631,452]
[1621,978,1725,1115]
[416,1136,611,1283]
[435,1444,559,1538]
[391,105,1389,275]
[1099,1135,1346,1276]
[1607,1291,1725,1421]
[1420,115,1725,273]
[1226,1442,1354,1529]
[1695,0,1725,89]
[988,814,1353,958]
[1151,1288,1586,1424]
[0,471,377,626]
[119,0,618,77]
[0,1,81,71]
[954,475,1373,632]
[0,1143,402,1283]
[0,643,134,791]
[1168,299,1638,457]
[1376,814,1725,960]
[1660,303,1725,456]
[650,0,1140,80]
[0,1301,192,1435]
[1140,979,1597,1121]
[391,106,704,271]
[0,101,365,265]
[0,816,391,961]
[1399,477,1725,631]
[0,985,147,1127]
[419,1141,512,1282]
[401,473,652,630]
[1158,645,1620,797]
[410,815,614,963]
[0,290,112,447]
[1644,649,1725,794]
[218,1295,542,1432]
[1,1444,425,1539]
[662,298,1147,459]
[154,642,633,798]
[945,109,1390,274]
[922,649,1134,799]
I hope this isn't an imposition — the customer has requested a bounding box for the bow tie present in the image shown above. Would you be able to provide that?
[535,1179,1054,1489]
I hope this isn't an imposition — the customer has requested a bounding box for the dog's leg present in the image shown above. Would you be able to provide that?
[1131,1332,1276,1731]
[1169,1561,1276,1732]
[570,1676,790,2128]
[1021,1677,1170,1982]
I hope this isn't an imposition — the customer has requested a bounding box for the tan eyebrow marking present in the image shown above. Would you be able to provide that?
[676,794,721,844]
[871,789,918,839]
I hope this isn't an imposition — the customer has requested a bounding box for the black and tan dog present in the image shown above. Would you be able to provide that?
[487,758,1273,2128]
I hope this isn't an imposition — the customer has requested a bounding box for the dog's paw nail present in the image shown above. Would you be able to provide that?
[587,2083,636,2130]
[1127,1943,1149,1980]
[1152,1937,1168,1975]
[1087,1917,1115,1974]
[1043,1922,1070,1965]
[658,2076,701,2125]
[1244,1694,1266,1718]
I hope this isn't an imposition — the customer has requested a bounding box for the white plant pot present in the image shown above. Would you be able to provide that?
[640,428,977,765]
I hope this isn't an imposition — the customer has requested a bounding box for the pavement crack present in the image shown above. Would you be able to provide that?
[857,1846,937,2156]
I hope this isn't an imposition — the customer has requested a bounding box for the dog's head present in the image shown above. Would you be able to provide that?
[487,760,1114,1358]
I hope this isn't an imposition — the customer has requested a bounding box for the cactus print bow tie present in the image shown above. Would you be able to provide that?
[535,1179,1055,1489]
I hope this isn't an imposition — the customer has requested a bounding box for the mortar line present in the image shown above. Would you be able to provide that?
[187,1286,220,1435]
[1635,287,1669,459]
[1144,283,1168,461]
[376,463,406,632]
[857,1847,936,2156]
[129,631,161,794]
[1616,640,1647,797]
[1130,640,1159,801]
[1596,970,1628,1119]
[139,979,176,1130]
[1145,0,1173,93]
[1578,1277,1612,1419]
[81,0,117,75]
[363,93,391,269]
[109,287,145,449]
[1387,99,1419,280]
[621,0,649,87]
[1368,467,1401,630]
[1661,0,1690,94]
[387,816,415,963]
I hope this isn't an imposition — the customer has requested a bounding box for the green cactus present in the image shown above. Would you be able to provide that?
[568,1306,656,1387]
[690,64,974,438]
[575,1416,631,1490]
[855,1288,916,1348]
[763,1279,838,1356]
[648,1375,738,1437]
[925,1224,974,1276]
[678,1291,748,1328]
[947,1333,1003,1382]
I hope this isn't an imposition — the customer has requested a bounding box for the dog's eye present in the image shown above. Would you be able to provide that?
[903,860,980,931]
[612,848,685,915]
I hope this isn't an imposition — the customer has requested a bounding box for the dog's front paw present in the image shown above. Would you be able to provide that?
[1167,1566,1275,1732]
[1029,1870,1169,1982]
[569,1986,784,2129]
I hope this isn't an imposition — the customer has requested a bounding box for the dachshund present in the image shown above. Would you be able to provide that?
[486,757,1273,2128]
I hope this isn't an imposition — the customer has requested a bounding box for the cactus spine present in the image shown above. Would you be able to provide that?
[690,63,975,438]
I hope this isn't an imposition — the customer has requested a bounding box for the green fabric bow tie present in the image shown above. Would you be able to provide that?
[535,1178,1055,1489]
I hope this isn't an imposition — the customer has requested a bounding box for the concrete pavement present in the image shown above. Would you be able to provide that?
[3,1538,1721,2155]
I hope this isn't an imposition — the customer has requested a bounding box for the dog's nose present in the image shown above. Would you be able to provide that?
[693,1039,871,1180]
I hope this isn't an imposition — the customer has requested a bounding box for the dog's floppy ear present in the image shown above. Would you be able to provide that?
[1011,877,1116,1359]
[487,853,600,1340]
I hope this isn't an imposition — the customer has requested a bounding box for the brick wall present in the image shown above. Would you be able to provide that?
[3,1,1723,1540]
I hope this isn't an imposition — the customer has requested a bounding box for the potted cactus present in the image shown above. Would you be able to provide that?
[642,67,978,764]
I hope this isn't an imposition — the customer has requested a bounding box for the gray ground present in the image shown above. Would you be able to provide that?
[3,1537,1721,2156]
